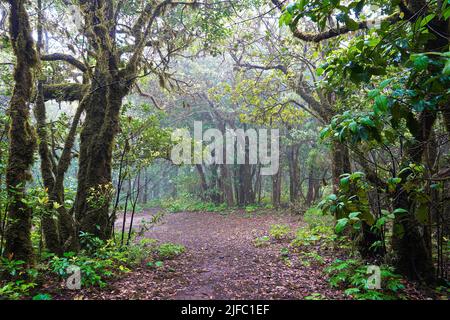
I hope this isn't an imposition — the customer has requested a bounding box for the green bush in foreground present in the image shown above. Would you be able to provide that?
[0,235,185,300]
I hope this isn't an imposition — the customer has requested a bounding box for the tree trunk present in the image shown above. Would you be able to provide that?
[272,167,282,208]
[239,163,255,206]
[34,82,61,255]
[288,144,300,203]
[331,141,351,192]
[392,110,437,282]
[220,165,234,206]
[196,164,209,201]
[3,0,38,266]
[306,166,316,206]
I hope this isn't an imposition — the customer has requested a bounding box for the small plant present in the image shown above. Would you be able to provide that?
[0,280,37,300]
[253,236,270,248]
[86,183,114,210]
[269,224,291,240]
[49,253,114,288]
[156,243,185,259]
[305,292,325,300]
[325,259,406,300]
[290,225,335,248]
[280,247,290,257]
[146,261,164,269]
[301,251,325,265]
[79,232,105,254]
[280,247,291,266]
[304,207,334,228]
[32,293,52,300]
[0,258,26,277]
[161,195,229,213]
[47,237,156,289]
[245,204,259,213]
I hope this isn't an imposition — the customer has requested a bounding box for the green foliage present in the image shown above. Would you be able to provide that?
[32,293,52,300]
[269,224,291,240]
[290,225,335,248]
[146,260,164,269]
[1,213,186,298]
[160,195,228,213]
[305,292,325,300]
[156,243,185,260]
[301,251,325,265]
[303,207,334,228]
[0,258,27,277]
[47,238,184,289]
[115,103,173,173]
[325,259,405,300]
[0,280,37,300]
[0,258,39,300]
[253,236,271,248]
[79,232,106,254]
[319,172,376,234]
[49,252,118,288]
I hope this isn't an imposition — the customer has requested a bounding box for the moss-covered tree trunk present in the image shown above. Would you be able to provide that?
[72,0,190,241]
[74,69,118,240]
[392,110,437,282]
[3,0,37,265]
[34,82,61,255]
[389,0,449,283]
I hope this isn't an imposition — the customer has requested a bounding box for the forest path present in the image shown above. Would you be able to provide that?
[79,210,345,300]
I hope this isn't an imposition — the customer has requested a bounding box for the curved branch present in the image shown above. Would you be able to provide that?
[291,13,400,43]
[41,53,88,72]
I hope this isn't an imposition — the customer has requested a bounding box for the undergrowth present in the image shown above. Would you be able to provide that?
[0,233,185,300]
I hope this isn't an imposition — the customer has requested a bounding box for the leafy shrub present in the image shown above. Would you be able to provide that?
[47,237,158,289]
[161,195,228,213]
[269,224,291,240]
[0,280,37,300]
[79,232,105,254]
[253,236,270,248]
[125,239,158,264]
[290,225,335,248]
[156,243,185,259]
[245,205,259,213]
[304,207,334,228]
[0,258,40,300]
[49,252,117,288]
[146,260,164,269]
[301,251,325,265]
[325,259,405,300]
[0,258,26,277]
[32,293,52,300]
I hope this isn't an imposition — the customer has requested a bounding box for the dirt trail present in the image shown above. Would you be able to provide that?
[73,210,346,300]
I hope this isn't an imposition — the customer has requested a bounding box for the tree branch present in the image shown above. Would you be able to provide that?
[291,13,400,43]
[42,83,88,102]
[41,53,88,72]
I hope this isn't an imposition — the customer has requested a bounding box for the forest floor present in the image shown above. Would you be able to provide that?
[52,209,431,300]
